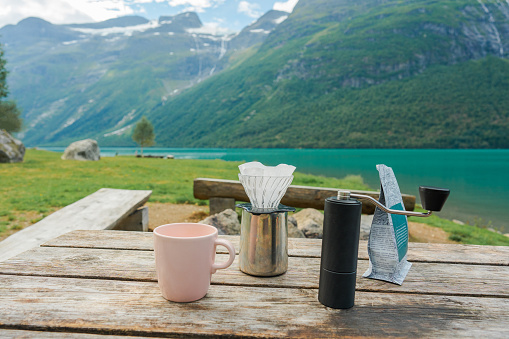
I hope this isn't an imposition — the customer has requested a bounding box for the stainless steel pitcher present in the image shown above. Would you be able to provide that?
[237,204,295,276]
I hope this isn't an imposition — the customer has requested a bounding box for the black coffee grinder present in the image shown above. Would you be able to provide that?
[318,186,450,309]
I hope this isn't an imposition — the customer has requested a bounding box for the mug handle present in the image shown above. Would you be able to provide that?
[211,238,236,274]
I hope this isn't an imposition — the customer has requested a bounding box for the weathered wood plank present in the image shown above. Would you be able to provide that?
[1,247,507,298]
[42,230,509,266]
[0,275,507,338]
[0,329,166,339]
[0,189,152,262]
[112,206,149,232]
[193,178,416,214]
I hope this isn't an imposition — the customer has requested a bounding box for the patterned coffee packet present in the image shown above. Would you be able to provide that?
[363,164,411,285]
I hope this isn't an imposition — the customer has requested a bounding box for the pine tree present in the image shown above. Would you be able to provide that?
[0,43,22,133]
[132,116,155,157]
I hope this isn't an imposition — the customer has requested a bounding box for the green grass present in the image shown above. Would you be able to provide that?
[409,209,509,246]
[1,149,507,246]
[0,149,368,237]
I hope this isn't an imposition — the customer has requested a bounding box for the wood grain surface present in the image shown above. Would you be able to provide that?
[0,329,165,339]
[0,275,507,338]
[43,230,509,266]
[193,178,416,213]
[0,189,152,262]
[1,246,507,298]
[1,230,508,338]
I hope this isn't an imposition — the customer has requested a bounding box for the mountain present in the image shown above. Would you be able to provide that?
[146,0,509,148]
[2,0,509,148]
[153,12,202,33]
[0,11,288,146]
[66,16,149,29]
[1,17,81,47]
[229,10,289,50]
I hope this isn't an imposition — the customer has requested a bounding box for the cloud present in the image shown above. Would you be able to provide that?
[168,0,212,9]
[273,0,298,13]
[187,21,232,36]
[182,6,205,13]
[237,1,261,19]
[168,0,210,6]
[165,0,226,13]
[0,0,267,33]
[131,0,164,3]
[0,0,134,27]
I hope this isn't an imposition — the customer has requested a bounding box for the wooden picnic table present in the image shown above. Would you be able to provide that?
[0,230,508,338]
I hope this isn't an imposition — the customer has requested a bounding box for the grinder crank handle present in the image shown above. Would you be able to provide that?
[338,186,450,218]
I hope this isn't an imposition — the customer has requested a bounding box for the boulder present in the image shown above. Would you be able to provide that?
[200,209,240,235]
[61,139,100,161]
[200,207,373,240]
[289,208,373,240]
[0,129,25,163]
[291,208,324,239]
[288,217,305,238]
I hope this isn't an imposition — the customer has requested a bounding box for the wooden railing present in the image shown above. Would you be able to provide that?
[193,178,416,215]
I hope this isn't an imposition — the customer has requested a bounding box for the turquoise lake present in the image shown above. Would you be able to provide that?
[44,147,509,233]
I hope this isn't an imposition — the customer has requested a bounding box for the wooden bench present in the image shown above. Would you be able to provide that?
[194,178,416,215]
[0,188,152,262]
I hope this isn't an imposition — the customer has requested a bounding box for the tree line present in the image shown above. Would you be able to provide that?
[1,40,157,154]
[0,42,22,133]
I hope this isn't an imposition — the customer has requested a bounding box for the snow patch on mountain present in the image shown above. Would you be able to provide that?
[274,15,288,24]
[71,20,159,36]
[114,110,136,129]
[104,125,133,137]
[250,28,271,34]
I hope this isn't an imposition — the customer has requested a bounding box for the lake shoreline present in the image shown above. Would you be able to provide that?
[38,147,509,233]
[2,149,507,245]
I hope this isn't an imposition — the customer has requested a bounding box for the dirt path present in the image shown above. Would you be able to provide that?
[408,221,457,244]
[147,202,209,231]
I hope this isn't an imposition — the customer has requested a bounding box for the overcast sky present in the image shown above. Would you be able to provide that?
[0,0,299,32]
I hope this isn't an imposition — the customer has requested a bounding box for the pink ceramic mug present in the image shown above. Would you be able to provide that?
[153,223,235,302]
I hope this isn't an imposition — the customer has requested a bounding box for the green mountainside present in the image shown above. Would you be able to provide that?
[1,12,287,146]
[151,56,509,148]
[147,0,509,148]
[2,0,509,148]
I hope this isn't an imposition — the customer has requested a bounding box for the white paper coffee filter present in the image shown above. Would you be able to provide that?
[239,162,296,177]
[238,161,265,176]
[238,162,295,209]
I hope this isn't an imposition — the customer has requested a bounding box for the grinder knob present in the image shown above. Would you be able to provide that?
[419,186,450,212]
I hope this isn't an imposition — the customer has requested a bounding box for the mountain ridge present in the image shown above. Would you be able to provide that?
[145,0,509,148]
[65,16,150,29]
[1,10,289,146]
[2,0,509,148]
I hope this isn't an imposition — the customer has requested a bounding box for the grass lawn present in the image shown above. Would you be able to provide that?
[0,149,367,239]
[409,210,509,246]
[1,149,507,246]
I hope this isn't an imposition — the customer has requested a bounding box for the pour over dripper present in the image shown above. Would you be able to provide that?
[238,162,295,211]
[237,161,296,276]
